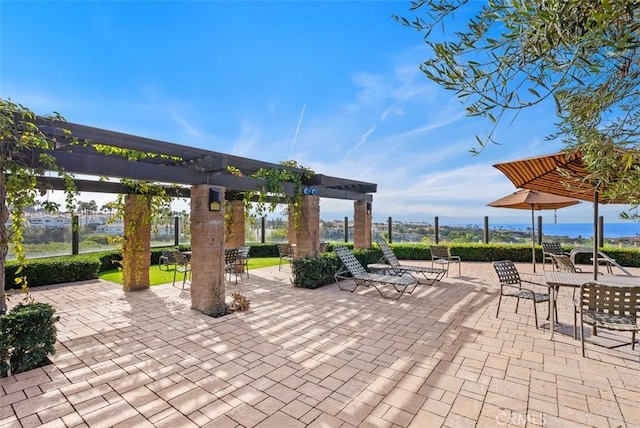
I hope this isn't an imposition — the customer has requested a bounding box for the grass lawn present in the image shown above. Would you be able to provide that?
[99,257,283,286]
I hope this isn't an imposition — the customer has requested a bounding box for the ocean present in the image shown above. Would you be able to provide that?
[485,223,640,239]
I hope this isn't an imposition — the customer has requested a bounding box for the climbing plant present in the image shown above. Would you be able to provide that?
[1,98,186,307]
[241,160,314,229]
[103,180,174,287]
[0,99,79,313]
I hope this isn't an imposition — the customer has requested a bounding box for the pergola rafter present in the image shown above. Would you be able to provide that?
[27,116,376,202]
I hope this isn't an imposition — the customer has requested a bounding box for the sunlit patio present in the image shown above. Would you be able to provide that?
[1,262,639,428]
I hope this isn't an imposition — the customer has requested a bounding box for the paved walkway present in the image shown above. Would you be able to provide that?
[1,262,639,428]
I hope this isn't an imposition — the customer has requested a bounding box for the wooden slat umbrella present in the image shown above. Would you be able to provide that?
[488,189,580,272]
[493,151,628,204]
[493,151,630,279]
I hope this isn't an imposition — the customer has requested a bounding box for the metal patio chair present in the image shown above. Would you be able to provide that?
[235,245,250,279]
[171,250,191,290]
[430,245,461,277]
[542,242,570,271]
[277,243,295,271]
[225,248,240,284]
[576,282,640,360]
[493,260,555,329]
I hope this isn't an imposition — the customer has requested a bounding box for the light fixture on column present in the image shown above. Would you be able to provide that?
[209,188,222,211]
[366,202,372,215]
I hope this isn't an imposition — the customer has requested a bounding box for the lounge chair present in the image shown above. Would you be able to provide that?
[376,239,446,285]
[333,246,418,300]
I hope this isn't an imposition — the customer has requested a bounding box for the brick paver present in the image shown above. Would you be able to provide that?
[1,261,639,427]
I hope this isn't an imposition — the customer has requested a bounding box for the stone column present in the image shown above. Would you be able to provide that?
[225,200,245,248]
[353,200,372,249]
[190,185,226,314]
[290,195,320,257]
[122,194,151,291]
[287,205,297,246]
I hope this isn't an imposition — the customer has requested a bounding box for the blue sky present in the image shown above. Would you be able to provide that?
[1,1,636,228]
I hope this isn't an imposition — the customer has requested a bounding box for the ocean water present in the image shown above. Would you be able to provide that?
[485,223,639,239]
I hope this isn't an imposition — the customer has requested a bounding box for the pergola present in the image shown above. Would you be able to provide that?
[32,116,376,201]
[24,115,377,313]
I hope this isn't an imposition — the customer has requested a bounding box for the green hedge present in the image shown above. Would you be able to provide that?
[3,243,639,291]
[0,302,58,377]
[4,256,101,290]
[292,243,640,290]
[384,243,640,267]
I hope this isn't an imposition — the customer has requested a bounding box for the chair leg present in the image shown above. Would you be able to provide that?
[632,331,636,351]
[532,300,539,329]
[496,296,502,318]
[581,315,586,357]
[181,270,189,290]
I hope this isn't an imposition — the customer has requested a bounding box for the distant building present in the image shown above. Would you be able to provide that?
[28,216,71,228]
[96,224,124,235]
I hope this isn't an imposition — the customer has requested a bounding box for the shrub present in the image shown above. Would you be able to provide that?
[292,253,341,289]
[4,256,100,290]
[292,247,381,289]
[0,302,59,377]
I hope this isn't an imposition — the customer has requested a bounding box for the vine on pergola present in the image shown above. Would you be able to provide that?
[0,100,79,312]
[227,161,315,229]
[0,98,186,311]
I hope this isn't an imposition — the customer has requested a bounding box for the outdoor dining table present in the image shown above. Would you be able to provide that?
[544,271,640,340]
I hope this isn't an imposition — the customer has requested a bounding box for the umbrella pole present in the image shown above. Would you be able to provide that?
[531,206,536,273]
[593,191,599,280]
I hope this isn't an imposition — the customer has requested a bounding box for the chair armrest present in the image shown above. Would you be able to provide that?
[502,283,540,297]
[520,278,551,291]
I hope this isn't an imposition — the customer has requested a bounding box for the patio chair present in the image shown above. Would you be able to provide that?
[377,239,446,285]
[542,242,569,271]
[549,254,583,332]
[550,254,582,273]
[430,245,461,277]
[575,282,640,360]
[333,246,418,300]
[225,248,240,284]
[159,250,178,271]
[493,260,556,329]
[235,245,250,279]
[277,243,295,271]
[171,250,191,290]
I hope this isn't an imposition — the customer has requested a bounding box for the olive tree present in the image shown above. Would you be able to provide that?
[395,0,640,212]
[0,99,78,312]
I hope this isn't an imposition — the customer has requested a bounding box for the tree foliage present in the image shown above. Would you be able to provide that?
[394,0,640,212]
